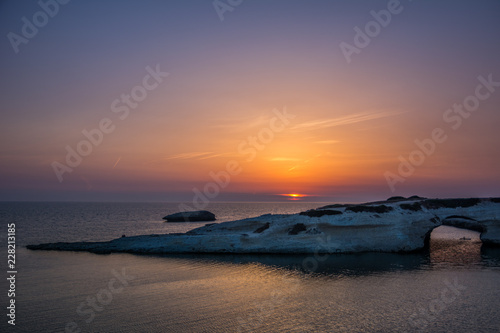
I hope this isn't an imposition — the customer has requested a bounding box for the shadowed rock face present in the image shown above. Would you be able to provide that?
[345,205,393,214]
[400,203,422,211]
[299,209,342,217]
[422,198,480,209]
[253,222,270,233]
[288,223,307,235]
[318,204,345,209]
[27,197,500,255]
[440,216,484,234]
[481,220,500,246]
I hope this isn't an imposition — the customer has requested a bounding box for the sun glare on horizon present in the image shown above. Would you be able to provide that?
[280,193,308,201]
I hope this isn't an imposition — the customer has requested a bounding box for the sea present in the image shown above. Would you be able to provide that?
[1,202,500,333]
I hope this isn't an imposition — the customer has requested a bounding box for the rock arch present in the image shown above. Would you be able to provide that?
[423,215,487,250]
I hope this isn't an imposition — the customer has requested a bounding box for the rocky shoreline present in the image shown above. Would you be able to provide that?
[27,197,500,255]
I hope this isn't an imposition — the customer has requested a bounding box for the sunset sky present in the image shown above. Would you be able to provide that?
[1,0,499,202]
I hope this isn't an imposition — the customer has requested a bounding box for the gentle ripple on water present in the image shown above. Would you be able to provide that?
[1,202,500,332]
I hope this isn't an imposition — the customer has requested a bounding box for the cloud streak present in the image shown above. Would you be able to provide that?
[112,157,121,169]
[288,153,323,172]
[162,152,236,161]
[162,152,215,160]
[291,110,404,131]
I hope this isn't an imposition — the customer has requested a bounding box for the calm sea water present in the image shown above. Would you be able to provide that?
[1,202,500,332]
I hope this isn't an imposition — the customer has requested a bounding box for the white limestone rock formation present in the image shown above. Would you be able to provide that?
[27,197,500,254]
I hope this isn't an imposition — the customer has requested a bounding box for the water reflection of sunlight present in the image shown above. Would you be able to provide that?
[430,226,482,265]
[151,252,428,278]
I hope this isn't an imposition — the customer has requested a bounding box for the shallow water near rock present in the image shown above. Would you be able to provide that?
[2,202,500,332]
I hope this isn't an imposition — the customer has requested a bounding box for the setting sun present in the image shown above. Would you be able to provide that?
[3,1,500,332]
[280,193,308,200]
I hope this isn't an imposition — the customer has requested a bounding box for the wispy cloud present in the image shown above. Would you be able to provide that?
[198,153,234,160]
[291,110,404,131]
[143,151,238,165]
[212,114,274,131]
[112,156,121,169]
[162,151,236,161]
[288,153,323,172]
[162,152,215,160]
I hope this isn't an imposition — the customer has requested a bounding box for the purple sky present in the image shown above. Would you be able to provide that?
[1,0,499,202]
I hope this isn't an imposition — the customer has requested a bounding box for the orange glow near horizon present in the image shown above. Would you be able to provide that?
[3,0,500,203]
[280,193,308,200]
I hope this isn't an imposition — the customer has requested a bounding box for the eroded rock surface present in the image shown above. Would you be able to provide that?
[27,197,500,254]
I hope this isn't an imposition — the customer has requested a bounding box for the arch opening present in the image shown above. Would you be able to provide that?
[427,224,483,264]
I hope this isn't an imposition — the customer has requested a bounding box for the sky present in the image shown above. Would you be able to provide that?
[1,0,499,203]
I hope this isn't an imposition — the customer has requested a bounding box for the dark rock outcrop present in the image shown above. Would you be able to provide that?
[253,222,270,233]
[422,198,480,209]
[442,215,484,232]
[400,202,422,211]
[288,223,307,235]
[318,204,346,209]
[345,205,393,214]
[299,209,343,217]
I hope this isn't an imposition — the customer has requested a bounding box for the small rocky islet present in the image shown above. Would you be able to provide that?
[162,210,216,222]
